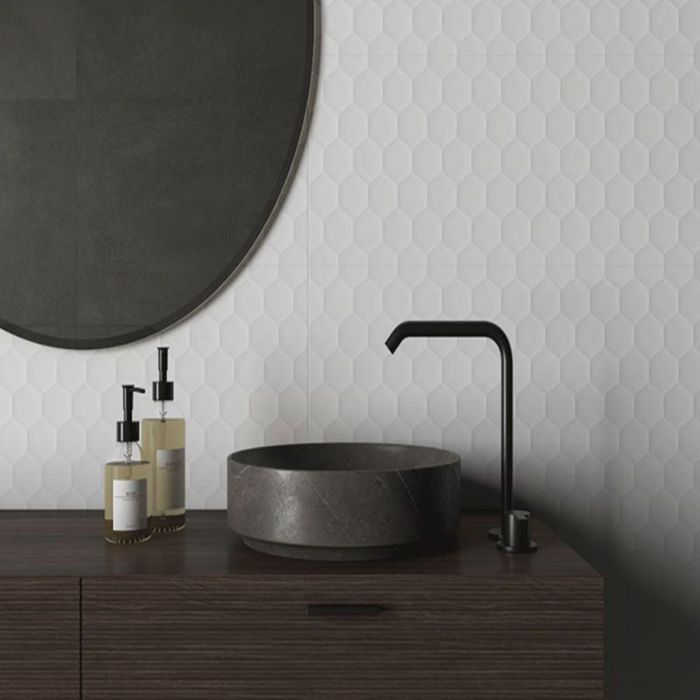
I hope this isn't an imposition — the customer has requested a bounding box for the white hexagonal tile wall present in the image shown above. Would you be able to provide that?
[0,264,307,510]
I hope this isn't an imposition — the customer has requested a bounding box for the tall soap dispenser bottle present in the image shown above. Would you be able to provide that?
[105,385,152,544]
[142,347,186,533]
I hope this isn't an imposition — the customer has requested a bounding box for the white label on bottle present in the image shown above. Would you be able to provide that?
[156,448,185,511]
[113,479,148,532]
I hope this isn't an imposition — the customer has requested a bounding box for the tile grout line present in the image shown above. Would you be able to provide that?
[306,144,311,441]
[304,1,324,443]
[305,29,313,443]
[318,52,697,58]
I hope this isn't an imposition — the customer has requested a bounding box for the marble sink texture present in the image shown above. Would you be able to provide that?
[227,442,461,560]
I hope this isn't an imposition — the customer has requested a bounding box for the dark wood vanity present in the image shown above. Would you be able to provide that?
[0,511,602,699]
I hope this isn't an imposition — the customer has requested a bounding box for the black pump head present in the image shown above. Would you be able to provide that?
[117,385,145,443]
[153,347,174,402]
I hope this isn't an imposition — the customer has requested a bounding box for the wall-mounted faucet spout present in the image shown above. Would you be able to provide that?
[385,320,537,554]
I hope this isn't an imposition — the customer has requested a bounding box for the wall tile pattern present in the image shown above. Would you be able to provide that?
[0,2,699,693]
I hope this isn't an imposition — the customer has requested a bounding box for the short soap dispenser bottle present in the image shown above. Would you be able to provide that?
[142,347,186,533]
[104,385,152,544]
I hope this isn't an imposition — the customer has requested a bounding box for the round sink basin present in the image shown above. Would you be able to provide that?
[227,442,461,561]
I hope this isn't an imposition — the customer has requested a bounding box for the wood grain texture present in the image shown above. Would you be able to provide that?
[0,513,602,698]
[0,578,79,700]
[0,510,599,578]
[82,575,603,700]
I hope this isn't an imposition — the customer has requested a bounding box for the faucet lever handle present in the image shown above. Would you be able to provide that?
[497,510,538,553]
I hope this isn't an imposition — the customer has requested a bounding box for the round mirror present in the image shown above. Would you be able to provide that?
[0,0,315,348]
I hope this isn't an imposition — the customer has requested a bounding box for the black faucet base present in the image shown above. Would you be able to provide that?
[489,528,538,552]
[496,509,538,553]
[497,539,538,554]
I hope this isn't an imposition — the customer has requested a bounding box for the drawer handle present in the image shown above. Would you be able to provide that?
[307,604,388,617]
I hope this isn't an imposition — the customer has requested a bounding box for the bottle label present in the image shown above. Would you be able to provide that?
[113,479,148,532]
[156,448,185,511]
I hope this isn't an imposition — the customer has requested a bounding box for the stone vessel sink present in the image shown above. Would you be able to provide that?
[227,442,461,561]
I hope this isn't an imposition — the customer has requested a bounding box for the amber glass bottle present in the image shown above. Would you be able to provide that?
[142,348,186,533]
[104,385,152,544]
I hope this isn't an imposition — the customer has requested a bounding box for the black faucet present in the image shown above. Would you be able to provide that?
[385,320,537,554]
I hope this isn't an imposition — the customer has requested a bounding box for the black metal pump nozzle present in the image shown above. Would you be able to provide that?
[117,385,145,443]
[153,347,174,402]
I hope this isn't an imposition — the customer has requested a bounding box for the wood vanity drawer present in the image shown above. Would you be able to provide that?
[0,577,79,700]
[82,575,602,700]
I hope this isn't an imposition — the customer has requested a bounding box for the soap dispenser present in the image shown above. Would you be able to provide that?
[142,347,186,533]
[104,385,152,544]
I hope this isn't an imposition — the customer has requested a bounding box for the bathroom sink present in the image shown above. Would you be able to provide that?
[227,442,461,561]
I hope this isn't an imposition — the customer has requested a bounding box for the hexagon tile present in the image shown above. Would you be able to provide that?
[0,265,308,510]
[321,0,700,57]
[308,51,700,267]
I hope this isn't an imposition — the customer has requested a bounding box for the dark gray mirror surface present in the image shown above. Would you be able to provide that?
[0,0,315,348]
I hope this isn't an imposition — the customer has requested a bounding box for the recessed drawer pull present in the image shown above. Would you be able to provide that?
[307,604,388,617]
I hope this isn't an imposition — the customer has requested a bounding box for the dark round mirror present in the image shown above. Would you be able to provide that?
[0,0,315,348]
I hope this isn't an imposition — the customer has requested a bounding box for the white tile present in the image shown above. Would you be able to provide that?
[245,151,309,267]
[310,53,700,268]
[0,266,308,508]
[321,0,698,56]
